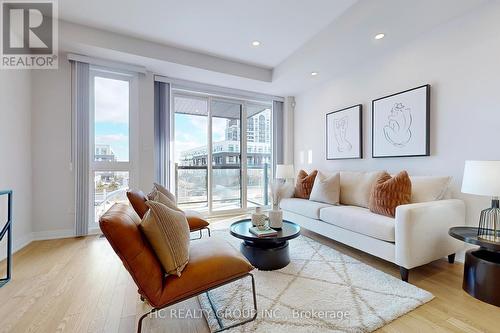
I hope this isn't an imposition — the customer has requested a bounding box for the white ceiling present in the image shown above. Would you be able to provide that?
[58,0,491,96]
[59,0,357,68]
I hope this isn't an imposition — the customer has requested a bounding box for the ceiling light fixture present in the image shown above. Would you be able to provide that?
[374,33,385,40]
[311,72,318,76]
[252,40,261,47]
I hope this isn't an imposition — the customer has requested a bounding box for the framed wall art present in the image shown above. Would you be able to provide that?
[326,104,362,160]
[372,84,430,158]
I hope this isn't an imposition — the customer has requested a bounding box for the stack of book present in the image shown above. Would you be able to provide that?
[249,226,278,238]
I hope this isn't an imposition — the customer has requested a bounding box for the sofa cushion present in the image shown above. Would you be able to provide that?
[309,171,340,205]
[280,198,331,219]
[410,176,451,203]
[319,205,395,242]
[340,171,384,208]
[294,170,318,199]
[369,171,411,217]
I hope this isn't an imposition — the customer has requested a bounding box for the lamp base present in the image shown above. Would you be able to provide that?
[477,198,500,243]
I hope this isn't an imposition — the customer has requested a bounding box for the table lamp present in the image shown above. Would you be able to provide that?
[275,164,295,181]
[462,160,500,242]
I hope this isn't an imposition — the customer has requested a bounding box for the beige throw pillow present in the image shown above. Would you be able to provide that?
[152,190,183,213]
[140,201,190,276]
[309,171,340,205]
[340,171,385,208]
[151,182,177,204]
[410,176,451,203]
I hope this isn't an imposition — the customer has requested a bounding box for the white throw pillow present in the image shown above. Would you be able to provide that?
[340,171,384,208]
[410,176,452,203]
[309,171,340,205]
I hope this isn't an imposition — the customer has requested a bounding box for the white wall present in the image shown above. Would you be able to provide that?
[31,55,156,236]
[31,60,74,236]
[293,3,500,228]
[0,70,32,260]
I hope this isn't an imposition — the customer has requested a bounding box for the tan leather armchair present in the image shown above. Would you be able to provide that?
[127,189,211,239]
[99,204,257,332]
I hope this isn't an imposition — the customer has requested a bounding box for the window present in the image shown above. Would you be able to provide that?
[90,68,137,226]
[171,91,273,214]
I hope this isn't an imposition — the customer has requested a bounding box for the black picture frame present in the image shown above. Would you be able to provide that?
[371,84,430,158]
[326,104,363,160]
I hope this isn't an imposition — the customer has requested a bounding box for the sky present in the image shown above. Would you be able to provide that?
[174,114,228,161]
[94,76,130,161]
[93,77,268,163]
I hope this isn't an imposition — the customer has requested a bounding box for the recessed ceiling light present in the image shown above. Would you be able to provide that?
[374,33,385,40]
[252,40,261,47]
[311,72,318,76]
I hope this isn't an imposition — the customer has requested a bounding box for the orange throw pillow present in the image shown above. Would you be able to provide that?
[294,170,318,199]
[369,171,412,217]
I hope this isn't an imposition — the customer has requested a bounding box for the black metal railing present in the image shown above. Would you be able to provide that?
[0,190,13,288]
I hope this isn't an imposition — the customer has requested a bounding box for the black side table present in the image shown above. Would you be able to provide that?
[449,227,500,307]
[0,190,13,288]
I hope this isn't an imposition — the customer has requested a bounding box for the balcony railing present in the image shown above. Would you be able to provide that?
[174,163,270,210]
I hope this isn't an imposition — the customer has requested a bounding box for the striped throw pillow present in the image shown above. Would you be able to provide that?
[140,201,190,276]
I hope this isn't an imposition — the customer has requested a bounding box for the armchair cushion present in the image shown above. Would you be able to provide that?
[127,189,149,219]
[157,238,254,306]
[184,210,210,230]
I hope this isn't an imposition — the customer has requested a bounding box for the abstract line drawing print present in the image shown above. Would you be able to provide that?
[383,103,412,147]
[334,116,352,152]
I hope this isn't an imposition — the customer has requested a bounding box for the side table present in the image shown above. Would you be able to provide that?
[449,226,500,307]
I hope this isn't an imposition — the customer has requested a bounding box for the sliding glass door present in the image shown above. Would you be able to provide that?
[172,92,272,215]
[246,103,272,207]
[173,94,209,211]
[211,99,243,212]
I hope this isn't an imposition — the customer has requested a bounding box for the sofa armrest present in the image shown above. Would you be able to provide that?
[394,199,465,269]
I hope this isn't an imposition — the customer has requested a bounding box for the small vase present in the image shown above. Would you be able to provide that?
[269,209,283,230]
[251,207,267,228]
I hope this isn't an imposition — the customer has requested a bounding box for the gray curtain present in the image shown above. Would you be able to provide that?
[71,61,90,237]
[154,81,170,187]
[273,100,284,173]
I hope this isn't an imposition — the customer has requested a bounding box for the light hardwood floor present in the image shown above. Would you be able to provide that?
[0,219,498,333]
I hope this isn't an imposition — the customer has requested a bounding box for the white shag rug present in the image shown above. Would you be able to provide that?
[198,230,433,333]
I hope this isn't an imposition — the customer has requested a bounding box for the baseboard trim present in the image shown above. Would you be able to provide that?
[0,227,106,262]
[32,229,75,241]
[0,231,34,262]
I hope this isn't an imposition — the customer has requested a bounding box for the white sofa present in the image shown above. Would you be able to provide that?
[280,171,465,281]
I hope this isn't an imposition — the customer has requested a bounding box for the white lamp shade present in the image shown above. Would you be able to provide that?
[462,160,500,197]
[275,164,295,179]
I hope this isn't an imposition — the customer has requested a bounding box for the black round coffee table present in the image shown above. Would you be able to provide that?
[449,226,500,307]
[230,219,300,271]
